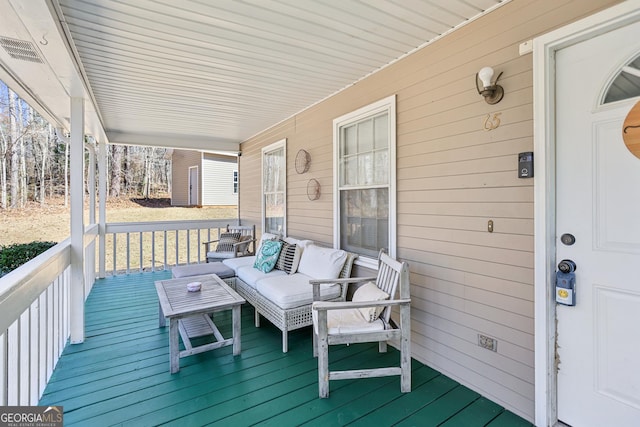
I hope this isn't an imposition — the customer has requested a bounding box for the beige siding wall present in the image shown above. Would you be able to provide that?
[171,149,201,206]
[237,0,620,421]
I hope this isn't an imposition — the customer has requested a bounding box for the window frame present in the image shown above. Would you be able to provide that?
[333,95,396,269]
[261,138,287,236]
[233,170,238,194]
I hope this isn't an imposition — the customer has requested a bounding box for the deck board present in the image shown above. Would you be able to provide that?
[39,271,533,426]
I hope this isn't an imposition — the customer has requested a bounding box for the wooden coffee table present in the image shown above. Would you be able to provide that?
[155,274,245,373]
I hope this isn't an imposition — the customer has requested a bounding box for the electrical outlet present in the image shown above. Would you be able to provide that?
[478,334,497,352]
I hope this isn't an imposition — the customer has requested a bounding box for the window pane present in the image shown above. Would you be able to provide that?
[374,114,388,149]
[343,125,357,156]
[343,156,357,186]
[358,119,374,153]
[604,54,640,104]
[340,188,388,258]
[265,192,284,234]
[358,152,373,185]
[374,149,388,185]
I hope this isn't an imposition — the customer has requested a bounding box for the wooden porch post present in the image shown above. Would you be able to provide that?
[98,140,107,278]
[70,96,85,344]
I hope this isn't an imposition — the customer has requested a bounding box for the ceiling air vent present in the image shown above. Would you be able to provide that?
[0,37,43,63]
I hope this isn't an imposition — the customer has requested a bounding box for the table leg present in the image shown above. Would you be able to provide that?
[159,303,166,327]
[232,305,241,355]
[169,318,179,373]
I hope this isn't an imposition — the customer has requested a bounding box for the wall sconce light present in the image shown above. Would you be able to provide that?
[476,67,504,105]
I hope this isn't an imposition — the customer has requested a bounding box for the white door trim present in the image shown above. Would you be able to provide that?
[533,2,640,426]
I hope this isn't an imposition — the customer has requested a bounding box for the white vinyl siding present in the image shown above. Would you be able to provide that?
[201,153,238,206]
[238,1,620,421]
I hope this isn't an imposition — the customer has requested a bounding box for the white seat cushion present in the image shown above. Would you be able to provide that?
[312,307,385,335]
[236,265,287,290]
[223,256,256,274]
[171,262,234,279]
[206,251,239,259]
[256,273,341,309]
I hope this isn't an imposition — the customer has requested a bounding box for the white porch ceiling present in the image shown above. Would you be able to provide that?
[0,0,506,152]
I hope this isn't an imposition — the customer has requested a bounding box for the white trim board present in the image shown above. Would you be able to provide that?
[532,2,640,426]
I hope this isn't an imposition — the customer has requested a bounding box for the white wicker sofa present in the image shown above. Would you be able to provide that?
[222,234,357,352]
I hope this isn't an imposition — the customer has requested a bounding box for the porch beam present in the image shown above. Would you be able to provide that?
[70,97,85,344]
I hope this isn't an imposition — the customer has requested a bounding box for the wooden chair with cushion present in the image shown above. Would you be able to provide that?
[311,250,411,398]
[203,224,256,263]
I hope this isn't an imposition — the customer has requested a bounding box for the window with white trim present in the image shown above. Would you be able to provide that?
[334,96,396,261]
[262,139,286,235]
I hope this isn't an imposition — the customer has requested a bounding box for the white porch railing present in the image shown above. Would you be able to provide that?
[103,219,233,275]
[0,223,98,406]
[0,218,235,404]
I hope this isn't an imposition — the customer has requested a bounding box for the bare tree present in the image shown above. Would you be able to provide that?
[1,79,172,206]
[110,144,122,197]
[0,122,8,209]
[9,88,19,208]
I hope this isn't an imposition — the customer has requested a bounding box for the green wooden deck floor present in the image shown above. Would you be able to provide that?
[39,271,533,426]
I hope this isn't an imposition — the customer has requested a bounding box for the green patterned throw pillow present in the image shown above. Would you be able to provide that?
[253,239,283,273]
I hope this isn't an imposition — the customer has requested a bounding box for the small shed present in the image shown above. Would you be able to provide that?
[170,149,238,206]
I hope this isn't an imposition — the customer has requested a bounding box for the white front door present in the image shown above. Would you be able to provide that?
[189,166,198,206]
[555,20,640,427]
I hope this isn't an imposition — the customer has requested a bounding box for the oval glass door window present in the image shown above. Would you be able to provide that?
[623,100,640,159]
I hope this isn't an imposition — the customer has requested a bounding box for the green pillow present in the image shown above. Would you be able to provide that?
[253,239,283,273]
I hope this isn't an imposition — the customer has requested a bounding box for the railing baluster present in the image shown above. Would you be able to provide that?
[112,233,117,276]
[126,233,131,274]
[152,231,156,272]
[38,293,46,399]
[29,301,38,405]
[7,321,18,405]
[19,311,28,405]
[187,229,191,265]
[53,280,59,370]
[46,285,53,381]
[175,230,179,266]
[139,232,143,273]
[197,229,201,263]
[163,231,168,270]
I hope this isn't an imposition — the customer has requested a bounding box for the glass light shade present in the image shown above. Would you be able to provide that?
[478,67,495,87]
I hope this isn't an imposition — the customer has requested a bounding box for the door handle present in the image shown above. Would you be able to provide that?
[556,259,577,306]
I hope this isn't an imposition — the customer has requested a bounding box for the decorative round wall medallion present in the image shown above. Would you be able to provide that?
[307,178,320,201]
[295,149,311,174]
[623,100,640,159]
